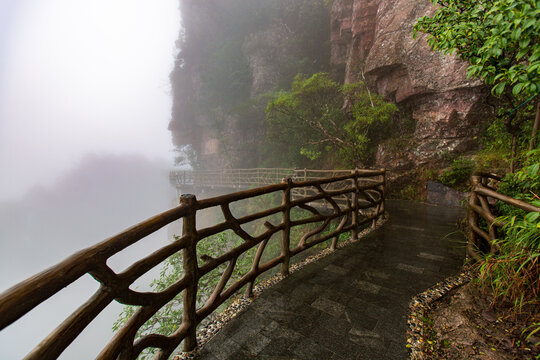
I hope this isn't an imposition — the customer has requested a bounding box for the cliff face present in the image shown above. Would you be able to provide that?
[330,0,493,169]
[169,0,331,169]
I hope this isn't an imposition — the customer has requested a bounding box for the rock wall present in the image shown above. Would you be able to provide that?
[330,0,493,168]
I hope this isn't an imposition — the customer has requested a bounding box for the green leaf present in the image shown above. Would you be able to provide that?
[527,63,540,74]
[524,211,539,223]
[492,82,506,96]
[516,48,529,60]
[523,18,536,29]
[519,38,531,48]
[512,83,524,96]
[529,162,539,176]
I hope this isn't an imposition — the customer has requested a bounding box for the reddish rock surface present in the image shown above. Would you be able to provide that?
[330,0,493,168]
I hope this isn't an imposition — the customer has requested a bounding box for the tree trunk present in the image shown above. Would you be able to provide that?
[529,100,540,150]
[510,135,516,173]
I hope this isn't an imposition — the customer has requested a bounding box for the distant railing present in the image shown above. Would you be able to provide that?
[0,169,386,360]
[169,168,355,188]
[170,168,373,211]
[467,172,540,261]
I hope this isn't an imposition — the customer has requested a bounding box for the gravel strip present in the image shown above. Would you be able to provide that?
[174,214,388,360]
[406,268,474,360]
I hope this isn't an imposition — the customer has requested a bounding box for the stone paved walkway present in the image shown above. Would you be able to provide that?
[194,200,466,360]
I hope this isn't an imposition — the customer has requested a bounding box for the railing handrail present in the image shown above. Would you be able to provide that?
[169,168,382,188]
[467,172,540,261]
[0,169,386,359]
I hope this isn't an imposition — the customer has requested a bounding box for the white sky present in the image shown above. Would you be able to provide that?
[0,0,181,201]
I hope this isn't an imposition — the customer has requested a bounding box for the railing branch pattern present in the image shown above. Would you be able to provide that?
[467,172,540,261]
[0,169,386,359]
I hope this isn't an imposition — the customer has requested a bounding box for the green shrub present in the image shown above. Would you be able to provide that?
[476,154,540,317]
[438,157,475,188]
[495,151,540,218]
[478,207,540,311]
[399,185,418,201]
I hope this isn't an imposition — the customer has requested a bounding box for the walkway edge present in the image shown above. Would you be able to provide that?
[406,269,474,359]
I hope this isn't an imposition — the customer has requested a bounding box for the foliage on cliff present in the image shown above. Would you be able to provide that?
[265,73,397,168]
[414,0,539,99]
[414,0,540,173]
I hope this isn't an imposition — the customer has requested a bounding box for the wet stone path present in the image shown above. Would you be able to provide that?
[194,200,466,360]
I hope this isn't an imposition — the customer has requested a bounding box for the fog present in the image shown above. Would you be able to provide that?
[0,0,180,200]
[0,155,178,358]
[0,1,181,358]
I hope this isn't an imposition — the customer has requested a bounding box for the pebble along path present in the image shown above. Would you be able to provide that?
[184,200,466,360]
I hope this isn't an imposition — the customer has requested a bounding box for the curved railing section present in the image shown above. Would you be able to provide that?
[467,172,540,261]
[0,169,386,360]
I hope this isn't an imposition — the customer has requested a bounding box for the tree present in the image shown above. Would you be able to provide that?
[413,0,540,168]
[265,73,397,168]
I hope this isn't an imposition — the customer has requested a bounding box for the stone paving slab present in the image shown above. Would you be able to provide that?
[194,200,466,360]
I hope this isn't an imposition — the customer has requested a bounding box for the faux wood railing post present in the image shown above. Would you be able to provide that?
[370,169,386,229]
[371,216,377,230]
[351,170,359,241]
[281,178,292,276]
[330,217,339,250]
[180,194,198,352]
[303,168,307,198]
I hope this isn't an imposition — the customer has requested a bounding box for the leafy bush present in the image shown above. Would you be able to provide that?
[476,154,540,317]
[477,206,540,311]
[498,159,540,202]
[399,185,418,201]
[496,150,540,218]
[438,157,475,188]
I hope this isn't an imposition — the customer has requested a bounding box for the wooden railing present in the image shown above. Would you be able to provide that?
[169,168,355,188]
[0,169,386,360]
[467,172,540,261]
